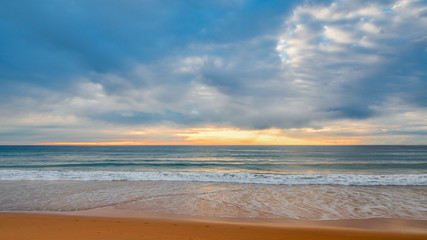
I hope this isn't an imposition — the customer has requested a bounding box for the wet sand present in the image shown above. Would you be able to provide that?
[1,211,426,240]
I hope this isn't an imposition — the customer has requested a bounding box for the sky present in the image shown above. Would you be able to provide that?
[0,0,426,145]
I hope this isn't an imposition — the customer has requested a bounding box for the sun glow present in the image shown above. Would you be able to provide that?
[176,127,321,145]
[38,126,364,146]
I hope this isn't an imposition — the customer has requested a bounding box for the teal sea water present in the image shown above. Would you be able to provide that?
[0,145,426,219]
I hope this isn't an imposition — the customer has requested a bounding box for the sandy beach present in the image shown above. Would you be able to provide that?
[1,211,426,240]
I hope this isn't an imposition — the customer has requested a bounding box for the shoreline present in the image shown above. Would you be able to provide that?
[62,208,427,232]
[1,209,427,240]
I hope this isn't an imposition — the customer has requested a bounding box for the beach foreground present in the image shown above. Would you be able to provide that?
[1,212,426,240]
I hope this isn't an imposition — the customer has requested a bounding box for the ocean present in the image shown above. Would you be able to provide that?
[0,145,426,220]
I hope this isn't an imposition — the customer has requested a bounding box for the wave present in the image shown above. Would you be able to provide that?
[2,162,426,171]
[1,170,426,186]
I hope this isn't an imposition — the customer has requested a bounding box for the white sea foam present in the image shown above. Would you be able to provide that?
[1,180,426,220]
[1,170,426,185]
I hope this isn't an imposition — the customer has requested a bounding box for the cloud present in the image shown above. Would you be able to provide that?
[0,0,426,144]
[0,0,291,84]
[276,0,427,119]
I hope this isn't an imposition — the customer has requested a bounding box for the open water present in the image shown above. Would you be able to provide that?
[0,145,426,220]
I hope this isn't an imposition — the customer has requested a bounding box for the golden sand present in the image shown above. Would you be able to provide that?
[1,212,426,240]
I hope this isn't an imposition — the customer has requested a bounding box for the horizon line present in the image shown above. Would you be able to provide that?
[0,143,425,146]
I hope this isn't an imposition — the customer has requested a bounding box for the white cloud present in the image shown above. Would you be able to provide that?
[278,0,427,62]
[175,56,207,73]
[270,0,427,140]
[277,0,426,94]
[323,25,355,44]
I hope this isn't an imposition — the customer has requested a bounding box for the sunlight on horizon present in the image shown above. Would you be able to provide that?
[38,127,362,145]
